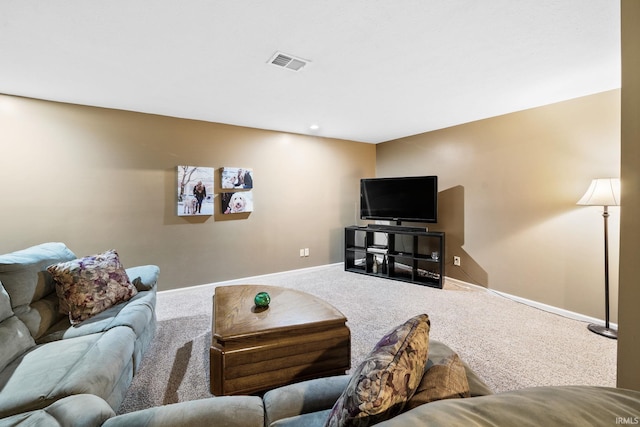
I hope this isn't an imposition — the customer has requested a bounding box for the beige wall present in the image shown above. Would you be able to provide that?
[0,95,375,291]
[376,90,621,322]
[618,0,640,391]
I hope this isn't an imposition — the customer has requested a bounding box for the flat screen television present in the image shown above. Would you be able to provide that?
[360,176,438,224]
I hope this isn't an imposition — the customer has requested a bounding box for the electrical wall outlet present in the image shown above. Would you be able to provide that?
[453,256,461,266]
[304,248,310,257]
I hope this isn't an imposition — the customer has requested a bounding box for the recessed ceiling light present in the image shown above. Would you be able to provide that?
[309,124,320,131]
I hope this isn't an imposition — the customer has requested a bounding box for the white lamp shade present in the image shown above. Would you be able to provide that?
[577,178,621,206]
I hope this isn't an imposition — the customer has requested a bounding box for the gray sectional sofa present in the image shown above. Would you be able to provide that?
[0,242,159,420]
[3,243,640,427]
[4,340,640,427]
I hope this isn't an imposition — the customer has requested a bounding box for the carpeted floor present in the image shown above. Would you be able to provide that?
[118,264,617,414]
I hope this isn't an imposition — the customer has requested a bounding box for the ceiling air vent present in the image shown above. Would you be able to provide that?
[268,52,309,72]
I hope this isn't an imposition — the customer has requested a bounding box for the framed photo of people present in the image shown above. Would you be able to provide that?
[221,167,253,189]
[177,166,214,216]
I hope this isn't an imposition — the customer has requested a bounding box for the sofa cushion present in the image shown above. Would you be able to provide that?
[0,281,36,373]
[426,340,493,397]
[0,242,77,339]
[0,325,136,418]
[325,314,430,427]
[0,315,36,374]
[271,409,333,427]
[104,396,265,427]
[404,353,470,411]
[0,281,13,323]
[0,394,115,427]
[48,250,138,325]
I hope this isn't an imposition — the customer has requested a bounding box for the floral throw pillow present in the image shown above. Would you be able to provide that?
[48,249,137,325]
[324,314,430,427]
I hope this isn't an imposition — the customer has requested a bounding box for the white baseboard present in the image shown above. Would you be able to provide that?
[159,265,617,329]
[158,263,343,295]
[445,276,618,329]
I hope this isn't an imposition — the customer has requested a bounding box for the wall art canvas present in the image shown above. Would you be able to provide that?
[221,167,253,189]
[222,191,254,214]
[177,166,214,216]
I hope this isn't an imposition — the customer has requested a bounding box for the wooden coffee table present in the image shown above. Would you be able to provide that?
[210,284,351,396]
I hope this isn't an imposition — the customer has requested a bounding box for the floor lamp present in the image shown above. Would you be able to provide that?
[577,178,621,339]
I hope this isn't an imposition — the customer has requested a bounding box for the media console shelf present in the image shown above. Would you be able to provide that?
[344,226,445,289]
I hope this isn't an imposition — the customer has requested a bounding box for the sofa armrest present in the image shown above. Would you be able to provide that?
[103,396,264,427]
[376,386,640,427]
[263,375,351,426]
[126,265,160,292]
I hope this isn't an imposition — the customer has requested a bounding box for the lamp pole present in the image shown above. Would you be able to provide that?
[587,205,617,339]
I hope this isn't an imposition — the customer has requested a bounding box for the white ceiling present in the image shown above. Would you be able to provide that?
[0,1,620,144]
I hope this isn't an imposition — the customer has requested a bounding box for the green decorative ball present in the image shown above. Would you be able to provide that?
[254,292,271,308]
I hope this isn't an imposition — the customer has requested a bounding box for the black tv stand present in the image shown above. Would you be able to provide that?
[345,226,445,288]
